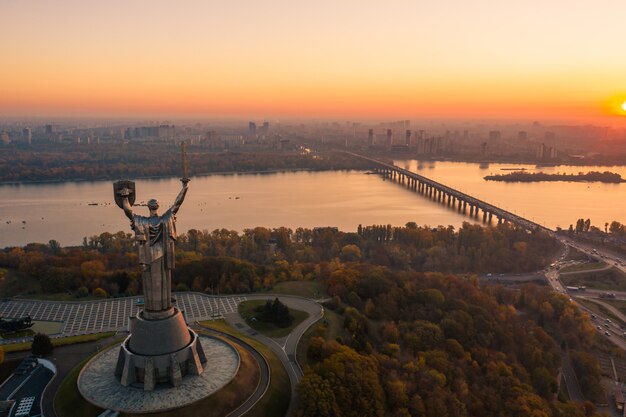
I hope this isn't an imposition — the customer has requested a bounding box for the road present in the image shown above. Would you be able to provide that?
[561,352,585,403]
[192,325,271,417]
[0,293,322,416]
[223,294,323,417]
[546,239,626,350]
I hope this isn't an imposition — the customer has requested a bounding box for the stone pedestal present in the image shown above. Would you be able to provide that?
[114,308,207,390]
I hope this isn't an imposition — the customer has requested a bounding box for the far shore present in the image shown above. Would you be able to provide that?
[0,168,322,186]
[484,171,625,184]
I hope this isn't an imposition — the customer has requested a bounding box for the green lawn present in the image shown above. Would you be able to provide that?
[560,261,606,273]
[198,320,291,417]
[602,299,626,316]
[563,246,591,262]
[2,331,116,353]
[238,299,309,338]
[15,293,100,302]
[0,320,64,341]
[560,267,626,291]
[263,280,326,299]
[54,338,125,417]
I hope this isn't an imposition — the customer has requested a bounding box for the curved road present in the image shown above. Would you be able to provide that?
[194,326,271,417]
[222,294,324,417]
[2,293,323,417]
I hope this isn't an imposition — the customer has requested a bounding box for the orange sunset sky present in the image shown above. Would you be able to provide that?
[2,0,626,123]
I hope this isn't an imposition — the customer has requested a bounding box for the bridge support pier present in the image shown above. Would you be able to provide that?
[483,211,487,223]
[488,213,493,223]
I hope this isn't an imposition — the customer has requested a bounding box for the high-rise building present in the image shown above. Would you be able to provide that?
[22,128,32,145]
[405,130,411,146]
[248,122,257,135]
[517,131,528,141]
[368,129,374,146]
[386,129,393,147]
[537,143,547,159]
[549,147,558,159]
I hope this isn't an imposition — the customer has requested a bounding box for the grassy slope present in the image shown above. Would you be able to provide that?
[263,280,326,299]
[296,308,343,369]
[561,267,626,291]
[2,331,116,353]
[560,261,606,273]
[198,320,291,417]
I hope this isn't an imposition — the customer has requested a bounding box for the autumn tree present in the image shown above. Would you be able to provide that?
[32,333,53,356]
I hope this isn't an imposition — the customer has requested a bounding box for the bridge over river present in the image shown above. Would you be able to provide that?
[348,152,552,233]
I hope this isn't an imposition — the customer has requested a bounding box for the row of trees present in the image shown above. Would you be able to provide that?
[485,170,623,183]
[0,222,559,298]
[0,144,371,182]
[566,218,626,235]
[297,267,604,417]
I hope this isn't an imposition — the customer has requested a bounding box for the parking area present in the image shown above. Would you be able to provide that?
[0,356,55,417]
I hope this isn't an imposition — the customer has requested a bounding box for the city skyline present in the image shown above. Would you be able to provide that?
[2,1,626,124]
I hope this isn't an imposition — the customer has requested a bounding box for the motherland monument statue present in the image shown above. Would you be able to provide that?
[112,142,207,390]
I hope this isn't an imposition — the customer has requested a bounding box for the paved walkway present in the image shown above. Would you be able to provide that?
[0,293,246,343]
[562,351,585,402]
[78,337,239,413]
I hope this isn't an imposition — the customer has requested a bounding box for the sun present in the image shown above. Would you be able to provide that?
[622,101,626,112]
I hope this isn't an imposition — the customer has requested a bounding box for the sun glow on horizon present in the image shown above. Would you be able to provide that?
[2,0,626,123]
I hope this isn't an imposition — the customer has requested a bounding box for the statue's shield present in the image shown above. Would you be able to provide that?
[113,180,136,208]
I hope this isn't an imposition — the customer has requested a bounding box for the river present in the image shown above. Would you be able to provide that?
[0,161,624,247]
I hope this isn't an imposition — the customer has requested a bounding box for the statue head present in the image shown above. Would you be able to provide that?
[148,199,159,213]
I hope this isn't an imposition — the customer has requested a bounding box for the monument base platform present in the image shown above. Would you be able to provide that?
[78,335,240,414]
[114,308,206,390]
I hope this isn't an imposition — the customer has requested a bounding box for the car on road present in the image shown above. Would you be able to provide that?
[597,326,602,330]
[605,331,611,336]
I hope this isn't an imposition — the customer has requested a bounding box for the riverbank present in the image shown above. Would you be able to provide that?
[0,168,321,186]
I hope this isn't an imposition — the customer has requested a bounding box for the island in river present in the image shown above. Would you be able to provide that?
[484,170,625,183]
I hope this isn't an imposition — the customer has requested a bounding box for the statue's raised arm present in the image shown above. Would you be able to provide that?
[170,178,190,215]
[120,192,134,220]
[113,180,137,222]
